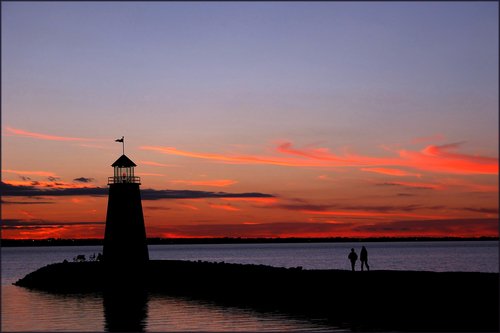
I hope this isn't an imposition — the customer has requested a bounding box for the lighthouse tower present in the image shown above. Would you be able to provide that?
[103,152,149,265]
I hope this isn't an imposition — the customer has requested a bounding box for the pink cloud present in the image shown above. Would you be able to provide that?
[141,145,310,166]
[142,141,497,175]
[5,127,97,142]
[280,142,498,175]
[398,143,498,175]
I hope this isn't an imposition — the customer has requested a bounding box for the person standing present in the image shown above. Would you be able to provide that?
[348,248,358,271]
[360,246,370,271]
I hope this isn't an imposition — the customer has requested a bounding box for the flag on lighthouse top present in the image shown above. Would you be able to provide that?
[115,136,124,143]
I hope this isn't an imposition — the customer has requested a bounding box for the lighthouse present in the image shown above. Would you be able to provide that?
[103,142,149,265]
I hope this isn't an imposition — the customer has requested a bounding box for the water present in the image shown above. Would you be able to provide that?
[2,241,498,331]
[152,241,499,273]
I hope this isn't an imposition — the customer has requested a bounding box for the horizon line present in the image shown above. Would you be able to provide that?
[2,236,497,242]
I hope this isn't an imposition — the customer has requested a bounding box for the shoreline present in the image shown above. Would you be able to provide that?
[14,259,500,331]
[2,236,498,247]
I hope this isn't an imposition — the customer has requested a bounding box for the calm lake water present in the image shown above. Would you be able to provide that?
[2,241,498,332]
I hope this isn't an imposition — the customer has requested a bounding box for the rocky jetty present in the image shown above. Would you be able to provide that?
[15,260,499,331]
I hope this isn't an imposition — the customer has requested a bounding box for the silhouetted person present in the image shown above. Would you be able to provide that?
[360,246,370,271]
[348,248,358,271]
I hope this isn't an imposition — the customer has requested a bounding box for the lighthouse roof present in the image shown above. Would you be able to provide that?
[111,154,137,167]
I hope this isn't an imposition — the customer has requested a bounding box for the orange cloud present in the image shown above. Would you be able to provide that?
[280,142,498,175]
[276,142,352,162]
[141,145,317,167]
[360,168,421,177]
[170,179,238,187]
[3,224,105,239]
[5,127,97,142]
[141,141,498,175]
[18,227,68,239]
[398,143,498,175]
[3,169,58,177]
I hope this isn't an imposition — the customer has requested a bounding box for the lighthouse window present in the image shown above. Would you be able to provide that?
[110,158,139,184]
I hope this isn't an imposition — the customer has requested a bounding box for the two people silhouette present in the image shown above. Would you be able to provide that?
[348,246,370,271]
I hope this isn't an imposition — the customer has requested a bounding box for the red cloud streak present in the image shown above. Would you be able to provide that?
[4,218,497,239]
[141,141,498,175]
[170,179,238,187]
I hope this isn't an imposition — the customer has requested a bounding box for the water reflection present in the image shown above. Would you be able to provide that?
[146,294,341,332]
[103,288,148,332]
[2,285,342,332]
[1,286,104,332]
[102,289,340,332]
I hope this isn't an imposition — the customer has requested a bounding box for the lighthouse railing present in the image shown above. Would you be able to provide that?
[108,176,141,185]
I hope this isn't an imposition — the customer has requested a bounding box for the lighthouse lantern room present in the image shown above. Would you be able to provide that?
[109,155,140,184]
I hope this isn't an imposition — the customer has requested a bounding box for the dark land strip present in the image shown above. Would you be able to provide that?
[14,260,499,331]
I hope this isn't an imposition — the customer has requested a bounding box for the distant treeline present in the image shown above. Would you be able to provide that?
[1,236,497,247]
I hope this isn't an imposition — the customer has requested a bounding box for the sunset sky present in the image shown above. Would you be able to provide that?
[2,2,498,239]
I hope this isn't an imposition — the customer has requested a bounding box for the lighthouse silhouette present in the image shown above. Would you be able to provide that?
[103,137,149,265]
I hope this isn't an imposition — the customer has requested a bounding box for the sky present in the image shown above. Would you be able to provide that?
[2,2,498,239]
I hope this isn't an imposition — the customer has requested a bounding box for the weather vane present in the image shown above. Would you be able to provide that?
[115,136,124,155]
